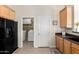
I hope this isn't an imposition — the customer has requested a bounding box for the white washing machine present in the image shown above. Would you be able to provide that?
[23,30,26,41]
[28,30,34,41]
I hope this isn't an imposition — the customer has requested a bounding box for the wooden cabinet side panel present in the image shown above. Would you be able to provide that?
[60,7,67,28]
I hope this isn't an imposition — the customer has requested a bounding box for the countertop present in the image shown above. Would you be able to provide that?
[55,33,79,45]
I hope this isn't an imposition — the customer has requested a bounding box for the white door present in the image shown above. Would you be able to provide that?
[38,16,51,47]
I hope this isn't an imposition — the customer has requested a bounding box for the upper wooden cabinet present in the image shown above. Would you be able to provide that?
[9,9,16,20]
[0,5,15,20]
[0,6,9,19]
[60,6,73,28]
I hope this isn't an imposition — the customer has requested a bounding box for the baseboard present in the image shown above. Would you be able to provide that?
[49,45,56,48]
[34,45,38,48]
[18,45,23,48]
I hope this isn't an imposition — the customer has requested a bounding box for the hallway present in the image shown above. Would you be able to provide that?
[13,41,52,54]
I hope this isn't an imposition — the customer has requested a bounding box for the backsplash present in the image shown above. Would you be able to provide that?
[61,28,79,36]
[66,28,72,33]
[61,28,72,35]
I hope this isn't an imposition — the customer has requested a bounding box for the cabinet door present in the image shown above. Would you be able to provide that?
[67,6,73,28]
[60,7,67,28]
[60,6,72,28]
[71,43,79,54]
[0,6,10,19]
[56,36,60,49]
[64,39,71,54]
[59,37,64,53]
[72,48,79,54]
[56,36,64,53]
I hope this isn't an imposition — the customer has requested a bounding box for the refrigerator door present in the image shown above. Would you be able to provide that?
[4,20,18,53]
[4,20,14,53]
[0,19,18,54]
[0,18,6,53]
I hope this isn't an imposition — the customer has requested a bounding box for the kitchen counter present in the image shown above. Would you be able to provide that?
[55,33,79,45]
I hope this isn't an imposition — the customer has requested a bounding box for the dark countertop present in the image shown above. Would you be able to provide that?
[55,33,79,45]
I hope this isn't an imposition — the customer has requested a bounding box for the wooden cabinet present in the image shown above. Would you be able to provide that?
[72,48,79,54]
[0,6,10,19]
[64,39,71,54]
[56,36,64,53]
[56,36,60,49]
[60,6,72,28]
[56,35,79,54]
[60,7,67,28]
[59,37,64,53]
[0,5,15,20]
[71,43,79,54]
[9,10,16,20]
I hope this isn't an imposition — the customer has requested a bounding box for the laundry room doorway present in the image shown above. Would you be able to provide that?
[22,17,34,48]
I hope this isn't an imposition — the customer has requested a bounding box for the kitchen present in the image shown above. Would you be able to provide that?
[56,5,79,54]
[0,5,79,54]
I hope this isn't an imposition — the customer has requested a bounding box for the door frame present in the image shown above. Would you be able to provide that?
[18,16,35,48]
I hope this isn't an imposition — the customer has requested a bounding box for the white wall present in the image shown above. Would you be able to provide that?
[74,5,79,23]
[8,5,65,48]
[50,6,65,47]
[73,5,79,32]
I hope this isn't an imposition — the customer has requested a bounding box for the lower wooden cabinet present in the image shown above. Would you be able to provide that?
[56,36,60,49]
[56,36,64,53]
[59,37,64,53]
[71,43,79,54]
[72,48,79,54]
[64,39,71,54]
[56,35,79,54]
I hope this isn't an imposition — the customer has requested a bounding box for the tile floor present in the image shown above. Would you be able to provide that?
[13,41,60,54]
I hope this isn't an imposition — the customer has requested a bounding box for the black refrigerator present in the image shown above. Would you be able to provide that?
[0,18,18,54]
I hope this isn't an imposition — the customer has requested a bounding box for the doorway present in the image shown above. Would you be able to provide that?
[22,17,34,47]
